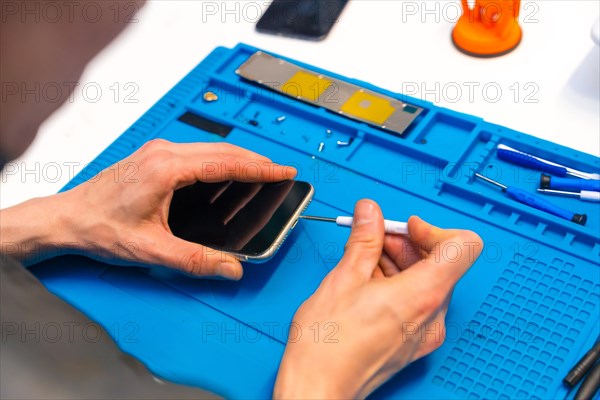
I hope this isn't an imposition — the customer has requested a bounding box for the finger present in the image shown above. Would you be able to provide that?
[383,234,425,270]
[378,252,401,277]
[174,142,298,182]
[143,140,296,186]
[372,266,385,279]
[178,156,297,186]
[154,233,243,280]
[392,230,483,293]
[333,199,385,285]
[173,142,273,163]
[407,216,464,253]
[406,216,442,252]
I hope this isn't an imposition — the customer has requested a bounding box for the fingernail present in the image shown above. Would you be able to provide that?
[354,200,375,226]
[221,261,243,281]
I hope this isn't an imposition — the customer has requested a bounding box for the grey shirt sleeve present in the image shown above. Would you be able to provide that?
[1,255,217,400]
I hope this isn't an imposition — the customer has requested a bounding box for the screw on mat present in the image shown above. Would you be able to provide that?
[336,137,355,147]
[326,129,332,137]
[275,116,286,123]
[318,142,325,152]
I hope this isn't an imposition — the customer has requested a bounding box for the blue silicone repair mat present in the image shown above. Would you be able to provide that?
[31,44,600,399]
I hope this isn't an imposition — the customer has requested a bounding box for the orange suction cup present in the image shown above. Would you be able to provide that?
[453,0,522,57]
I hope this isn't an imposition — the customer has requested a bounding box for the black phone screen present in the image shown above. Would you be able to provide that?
[168,180,313,256]
[256,0,349,40]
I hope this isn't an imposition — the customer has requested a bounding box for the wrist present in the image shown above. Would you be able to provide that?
[273,357,359,400]
[0,192,79,264]
[273,372,341,399]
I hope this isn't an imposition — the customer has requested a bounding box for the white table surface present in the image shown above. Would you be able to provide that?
[1,0,599,208]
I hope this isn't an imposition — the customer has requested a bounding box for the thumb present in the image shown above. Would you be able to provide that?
[333,199,385,285]
[156,234,243,280]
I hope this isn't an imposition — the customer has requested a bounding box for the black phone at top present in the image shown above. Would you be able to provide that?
[256,0,349,41]
[168,180,314,262]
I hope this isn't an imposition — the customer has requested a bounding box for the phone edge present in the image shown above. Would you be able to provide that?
[232,183,315,263]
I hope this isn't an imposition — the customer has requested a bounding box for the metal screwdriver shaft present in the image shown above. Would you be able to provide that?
[475,173,507,190]
[299,216,337,223]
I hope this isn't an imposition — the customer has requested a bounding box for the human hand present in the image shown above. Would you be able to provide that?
[273,200,483,399]
[0,139,295,280]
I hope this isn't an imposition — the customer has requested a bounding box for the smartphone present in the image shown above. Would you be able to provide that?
[256,0,349,41]
[168,180,314,262]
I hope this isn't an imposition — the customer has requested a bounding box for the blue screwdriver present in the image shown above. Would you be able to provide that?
[475,173,587,225]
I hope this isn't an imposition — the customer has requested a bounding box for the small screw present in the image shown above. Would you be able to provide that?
[336,138,354,147]
[203,91,218,102]
[276,116,286,123]
[326,129,332,137]
[318,142,325,152]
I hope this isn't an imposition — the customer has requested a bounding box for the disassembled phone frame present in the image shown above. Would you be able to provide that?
[236,51,424,137]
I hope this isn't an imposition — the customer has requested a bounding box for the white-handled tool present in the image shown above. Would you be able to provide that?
[497,144,600,180]
[299,215,408,235]
[537,189,600,203]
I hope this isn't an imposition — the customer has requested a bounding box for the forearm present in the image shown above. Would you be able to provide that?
[0,193,77,264]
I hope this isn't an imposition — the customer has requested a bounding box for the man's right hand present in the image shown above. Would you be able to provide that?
[274,199,484,399]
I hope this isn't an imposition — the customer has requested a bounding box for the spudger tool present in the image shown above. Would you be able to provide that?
[497,144,600,180]
[299,215,408,235]
[474,173,587,225]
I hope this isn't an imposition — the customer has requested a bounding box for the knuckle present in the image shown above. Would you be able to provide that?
[142,138,169,153]
[146,148,173,164]
[431,290,447,309]
[417,291,445,315]
[430,327,446,351]
[346,230,381,252]
[138,140,174,168]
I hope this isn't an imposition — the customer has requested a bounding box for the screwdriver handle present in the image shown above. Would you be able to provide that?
[573,362,600,400]
[506,187,587,225]
[564,340,600,387]
[541,174,600,192]
[581,191,600,202]
[336,217,409,235]
[498,148,568,176]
